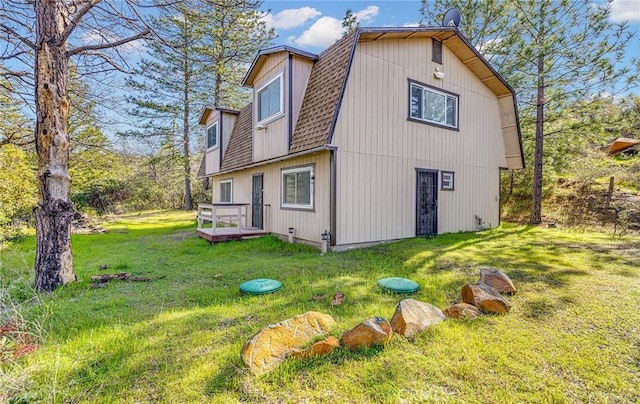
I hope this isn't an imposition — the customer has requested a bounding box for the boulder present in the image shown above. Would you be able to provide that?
[461,284,512,314]
[241,311,336,375]
[290,336,340,359]
[443,302,482,319]
[479,267,517,294]
[342,317,393,350]
[390,299,445,338]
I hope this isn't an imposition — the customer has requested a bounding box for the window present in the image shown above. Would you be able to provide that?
[432,39,443,64]
[220,179,232,203]
[441,171,454,190]
[207,122,218,149]
[281,166,314,209]
[409,80,458,129]
[257,73,283,123]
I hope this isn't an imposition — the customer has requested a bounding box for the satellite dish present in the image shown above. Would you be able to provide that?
[442,8,461,28]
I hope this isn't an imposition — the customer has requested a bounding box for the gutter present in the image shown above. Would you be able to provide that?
[210,145,337,177]
[288,53,293,149]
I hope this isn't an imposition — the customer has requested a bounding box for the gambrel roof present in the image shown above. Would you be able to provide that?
[220,103,253,172]
[198,26,523,178]
[289,31,357,153]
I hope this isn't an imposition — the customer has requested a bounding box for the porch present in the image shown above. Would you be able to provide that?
[196,203,268,242]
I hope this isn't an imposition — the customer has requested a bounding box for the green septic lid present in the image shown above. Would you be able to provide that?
[240,278,282,295]
[377,277,420,294]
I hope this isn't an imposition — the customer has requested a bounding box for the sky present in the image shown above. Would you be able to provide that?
[258,0,640,59]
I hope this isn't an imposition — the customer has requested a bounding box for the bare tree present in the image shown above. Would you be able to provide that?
[0,0,151,292]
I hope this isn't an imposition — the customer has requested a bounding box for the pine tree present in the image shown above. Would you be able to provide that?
[496,0,638,224]
[126,0,208,210]
[197,0,274,109]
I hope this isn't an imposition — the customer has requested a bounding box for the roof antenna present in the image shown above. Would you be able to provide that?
[442,8,461,28]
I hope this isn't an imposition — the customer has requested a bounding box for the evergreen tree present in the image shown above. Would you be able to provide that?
[197,0,274,109]
[419,0,512,55]
[0,79,32,148]
[126,0,273,210]
[342,9,359,36]
[498,0,638,224]
[126,0,207,210]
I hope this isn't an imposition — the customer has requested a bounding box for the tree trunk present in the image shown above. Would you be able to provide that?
[183,56,193,211]
[530,3,546,225]
[530,64,545,224]
[34,1,75,291]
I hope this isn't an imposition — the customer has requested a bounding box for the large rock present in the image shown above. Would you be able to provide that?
[443,302,482,319]
[241,311,336,375]
[390,299,445,338]
[290,336,340,359]
[479,267,517,294]
[461,284,512,314]
[342,317,393,350]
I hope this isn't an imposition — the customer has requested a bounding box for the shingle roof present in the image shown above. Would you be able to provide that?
[220,102,253,172]
[289,31,357,153]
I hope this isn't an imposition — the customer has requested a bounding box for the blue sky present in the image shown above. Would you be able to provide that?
[259,0,640,62]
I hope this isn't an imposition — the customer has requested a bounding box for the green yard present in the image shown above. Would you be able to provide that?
[1,211,639,403]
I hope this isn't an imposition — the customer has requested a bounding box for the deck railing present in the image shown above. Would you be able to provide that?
[197,203,248,234]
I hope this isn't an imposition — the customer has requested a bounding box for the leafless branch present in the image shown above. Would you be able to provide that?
[0,23,36,50]
[67,28,150,57]
[62,0,103,41]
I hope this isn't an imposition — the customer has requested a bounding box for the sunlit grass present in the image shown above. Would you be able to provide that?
[1,211,639,402]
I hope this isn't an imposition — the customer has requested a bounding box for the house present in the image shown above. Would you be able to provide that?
[196,27,524,250]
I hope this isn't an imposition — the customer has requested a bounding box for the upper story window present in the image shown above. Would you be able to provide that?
[207,122,218,149]
[409,79,459,130]
[220,179,232,203]
[282,165,314,210]
[257,73,283,124]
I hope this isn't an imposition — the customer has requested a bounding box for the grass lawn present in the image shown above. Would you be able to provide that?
[1,210,639,403]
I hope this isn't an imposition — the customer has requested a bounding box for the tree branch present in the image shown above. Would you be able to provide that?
[62,0,103,41]
[67,28,150,57]
[0,23,36,50]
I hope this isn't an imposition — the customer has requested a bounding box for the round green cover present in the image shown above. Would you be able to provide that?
[377,277,420,294]
[240,278,282,295]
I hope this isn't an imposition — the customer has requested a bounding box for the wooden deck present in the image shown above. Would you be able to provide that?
[196,203,269,243]
[196,227,269,243]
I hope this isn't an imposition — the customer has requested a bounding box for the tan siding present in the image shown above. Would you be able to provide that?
[221,113,236,157]
[204,111,221,175]
[212,152,331,244]
[253,53,289,162]
[332,38,504,245]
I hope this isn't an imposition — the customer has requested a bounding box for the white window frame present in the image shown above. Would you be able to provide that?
[281,165,314,210]
[256,73,284,125]
[441,171,455,191]
[409,80,459,129]
[206,121,219,150]
[220,179,233,203]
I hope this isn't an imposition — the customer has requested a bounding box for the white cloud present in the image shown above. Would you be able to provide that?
[261,7,321,30]
[291,5,380,49]
[293,16,343,48]
[610,0,640,23]
[354,6,380,24]
[402,22,421,27]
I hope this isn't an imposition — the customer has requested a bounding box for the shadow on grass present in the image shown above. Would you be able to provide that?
[7,215,639,401]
